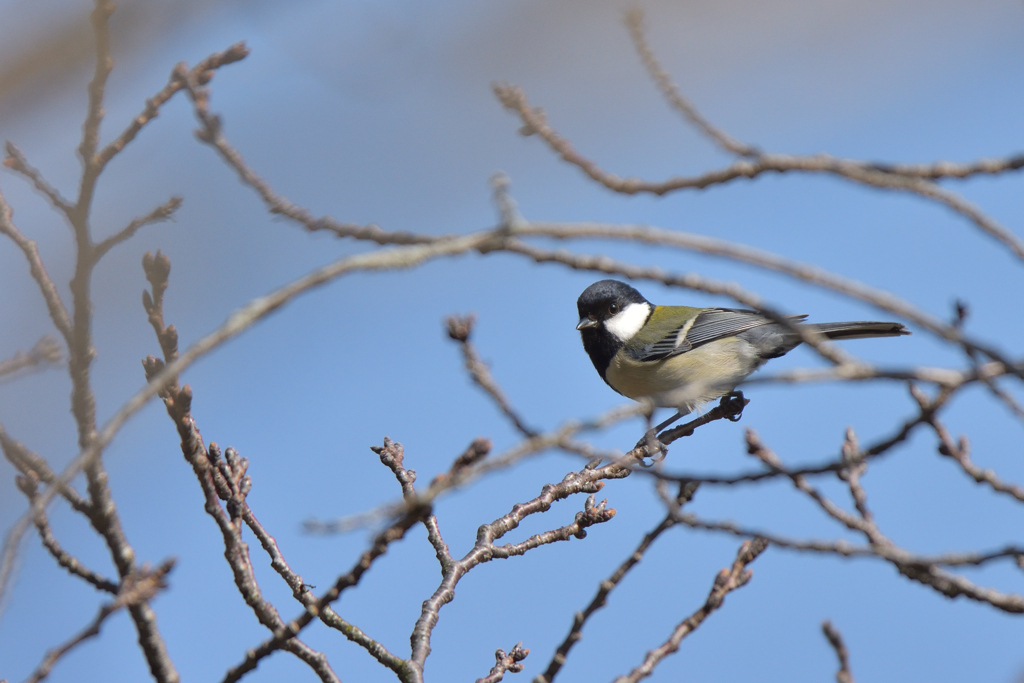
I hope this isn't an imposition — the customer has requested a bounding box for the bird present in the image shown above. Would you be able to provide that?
[576,279,910,416]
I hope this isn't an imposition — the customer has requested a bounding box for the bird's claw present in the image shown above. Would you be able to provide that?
[639,429,667,466]
[721,391,746,422]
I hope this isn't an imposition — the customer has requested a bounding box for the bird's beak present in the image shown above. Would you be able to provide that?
[576,316,599,330]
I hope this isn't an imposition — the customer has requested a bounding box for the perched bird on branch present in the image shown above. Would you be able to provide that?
[576,279,910,416]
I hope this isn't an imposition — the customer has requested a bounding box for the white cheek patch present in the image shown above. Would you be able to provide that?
[604,302,651,342]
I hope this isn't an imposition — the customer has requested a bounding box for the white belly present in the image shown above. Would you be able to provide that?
[605,338,763,412]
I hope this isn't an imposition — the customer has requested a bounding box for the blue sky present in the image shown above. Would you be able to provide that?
[1,1,1023,681]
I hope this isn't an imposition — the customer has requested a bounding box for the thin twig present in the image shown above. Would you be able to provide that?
[537,483,698,683]
[0,336,62,381]
[95,42,250,170]
[222,503,420,683]
[625,9,758,157]
[93,196,182,260]
[23,559,175,683]
[178,63,429,244]
[142,258,339,682]
[0,187,72,340]
[76,0,114,171]
[447,314,537,437]
[15,471,118,594]
[0,425,91,514]
[493,84,1024,263]
[0,229,500,607]
[610,539,769,683]
[476,643,529,683]
[674,511,1024,567]
[738,427,1024,613]
[2,142,73,214]
[911,386,1024,505]
[822,620,855,683]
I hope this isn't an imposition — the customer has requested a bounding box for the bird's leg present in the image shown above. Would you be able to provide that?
[653,409,686,433]
[720,391,746,422]
[636,401,669,464]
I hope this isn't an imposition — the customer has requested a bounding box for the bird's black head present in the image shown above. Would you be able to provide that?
[576,280,649,328]
[576,280,651,379]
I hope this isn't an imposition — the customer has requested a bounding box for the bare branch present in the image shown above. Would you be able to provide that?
[647,386,949,487]
[674,511,1024,567]
[840,429,873,523]
[23,559,175,683]
[447,314,537,437]
[746,429,874,537]
[142,261,339,682]
[177,63,430,245]
[476,643,529,683]
[864,156,1024,179]
[0,188,72,340]
[537,483,698,683]
[0,229,500,608]
[408,459,623,679]
[2,143,73,215]
[610,539,769,683]
[14,471,117,594]
[77,0,114,171]
[96,42,250,170]
[0,425,91,514]
[493,84,1024,263]
[936,432,1024,504]
[912,387,1024,504]
[709,426,1024,613]
[306,399,744,538]
[626,12,1024,178]
[625,9,758,157]
[821,620,855,683]
[93,196,182,261]
[513,221,945,338]
[0,336,62,381]
[223,506,419,683]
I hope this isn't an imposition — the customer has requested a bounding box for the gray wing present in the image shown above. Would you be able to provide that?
[634,309,807,362]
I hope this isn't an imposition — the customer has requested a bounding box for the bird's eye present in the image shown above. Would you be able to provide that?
[608,303,619,314]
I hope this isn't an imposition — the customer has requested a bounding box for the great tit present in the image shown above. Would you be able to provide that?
[576,279,910,415]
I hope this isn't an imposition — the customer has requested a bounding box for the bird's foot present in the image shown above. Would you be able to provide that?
[633,423,669,465]
[720,391,746,422]
[639,430,667,466]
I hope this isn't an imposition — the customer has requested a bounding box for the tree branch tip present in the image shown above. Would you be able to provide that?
[491,82,519,102]
[142,249,172,284]
[141,355,164,380]
[224,41,251,63]
[490,171,512,190]
[446,313,476,341]
[2,141,41,177]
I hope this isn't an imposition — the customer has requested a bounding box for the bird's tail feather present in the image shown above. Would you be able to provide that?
[812,321,911,340]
